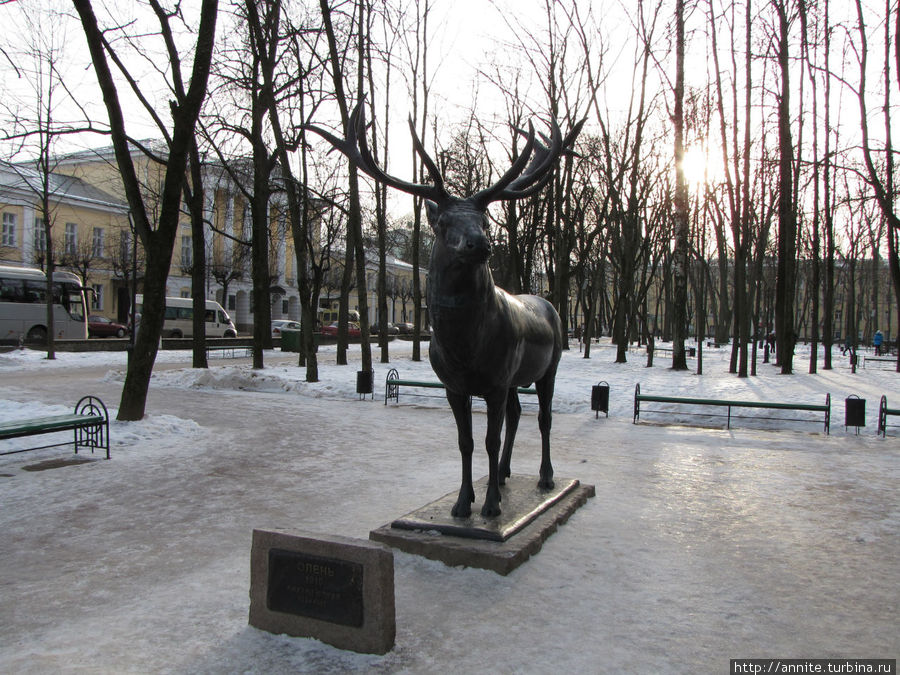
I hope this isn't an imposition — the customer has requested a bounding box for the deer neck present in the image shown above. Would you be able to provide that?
[428,258,496,327]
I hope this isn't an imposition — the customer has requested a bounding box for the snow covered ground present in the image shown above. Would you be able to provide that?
[0,339,897,673]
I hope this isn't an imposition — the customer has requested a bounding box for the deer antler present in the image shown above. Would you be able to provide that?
[305,99,450,205]
[305,96,584,208]
[472,118,586,207]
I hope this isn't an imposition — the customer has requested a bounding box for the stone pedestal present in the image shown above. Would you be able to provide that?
[370,475,595,575]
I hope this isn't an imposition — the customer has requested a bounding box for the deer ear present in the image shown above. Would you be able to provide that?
[425,200,440,230]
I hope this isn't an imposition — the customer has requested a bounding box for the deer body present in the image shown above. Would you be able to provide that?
[429,289,561,395]
[426,200,562,517]
[307,101,581,518]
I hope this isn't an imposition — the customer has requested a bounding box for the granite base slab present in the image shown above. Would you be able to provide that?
[370,475,595,575]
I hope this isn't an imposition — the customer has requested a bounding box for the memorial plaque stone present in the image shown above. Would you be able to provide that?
[267,549,364,627]
[249,529,395,654]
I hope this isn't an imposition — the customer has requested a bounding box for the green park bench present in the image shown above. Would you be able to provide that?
[862,355,896,369]
[0,395,110,459]
[633,383,831,434]
[206,345,251,359]
[878,395,900,438]
[384,368,537,406]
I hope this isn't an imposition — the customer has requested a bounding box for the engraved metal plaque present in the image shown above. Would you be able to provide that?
[266,549,364,627]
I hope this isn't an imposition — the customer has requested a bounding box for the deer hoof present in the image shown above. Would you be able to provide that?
[481,500,502,518]
[499,463,511,484]
[538,476,554,490]
[451,500,472,518]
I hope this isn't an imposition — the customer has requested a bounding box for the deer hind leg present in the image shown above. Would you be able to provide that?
[498,387,521,485]
[447,390,475,518]
[535,374,555,490]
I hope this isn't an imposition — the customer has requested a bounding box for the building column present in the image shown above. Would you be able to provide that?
[204,187,216,298]
[223,188,234,267]
[22,204,35,264]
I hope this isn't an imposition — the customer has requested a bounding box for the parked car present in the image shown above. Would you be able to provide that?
[394,322,414,334]
[370,322,400,336]
[321,321,361,337]
[271,319,301,337]
[88,315,129,338]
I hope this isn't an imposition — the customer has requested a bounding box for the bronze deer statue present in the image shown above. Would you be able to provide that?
[308,102,582,518]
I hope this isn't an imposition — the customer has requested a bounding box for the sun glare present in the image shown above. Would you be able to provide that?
[680,146,724,187]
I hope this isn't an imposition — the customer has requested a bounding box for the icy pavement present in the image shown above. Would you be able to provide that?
[0,341,897,673]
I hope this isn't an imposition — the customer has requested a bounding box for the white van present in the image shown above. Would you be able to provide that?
[135,295,237,338]
[317,308,359,327]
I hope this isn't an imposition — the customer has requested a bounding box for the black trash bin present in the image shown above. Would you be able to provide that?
[280,328,301,353]
[591,381,610,419]
[845,394,866,433]
[356,369,374,400]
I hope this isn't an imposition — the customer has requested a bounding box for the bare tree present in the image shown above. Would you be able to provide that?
[184,138,208,369]
[362,0,404,364]
[57,233,99,291]
[772,0,799,373]
[706,0,756,376]
[73,0,219,420]
[1,2,84,358]
[107,228,145,324]
[317,0,372,374]
[209,235,249,319]
[671,0,690,370]
[854,0,900,371]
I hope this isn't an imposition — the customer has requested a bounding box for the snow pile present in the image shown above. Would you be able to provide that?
[140,339,896,428]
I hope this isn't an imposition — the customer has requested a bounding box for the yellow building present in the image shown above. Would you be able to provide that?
[0,159,130,318]
[3,147,428,335]
[38,145,302,333]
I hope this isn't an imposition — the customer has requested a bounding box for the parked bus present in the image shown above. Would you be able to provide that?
[134,294,237,338]
[0,264,88,344]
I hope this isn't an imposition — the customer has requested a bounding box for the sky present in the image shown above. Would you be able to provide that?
[1,0,893,231]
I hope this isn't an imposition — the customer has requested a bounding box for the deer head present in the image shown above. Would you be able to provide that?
[306,100,584,267]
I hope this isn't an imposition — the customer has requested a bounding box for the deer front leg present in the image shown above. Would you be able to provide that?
[498,387,521,484]
[482,389,508,517]
[447,390,475,518]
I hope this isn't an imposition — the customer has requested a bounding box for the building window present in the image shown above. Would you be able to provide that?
[228,295,236,310]
[91,284,103,311]
[1,213,15,247]
[33,218,46,252]
[181,235,192,268]
[65,222,77,255]
[92,227,105,258]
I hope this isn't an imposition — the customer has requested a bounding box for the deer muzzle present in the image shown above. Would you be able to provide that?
[461,234,491,264]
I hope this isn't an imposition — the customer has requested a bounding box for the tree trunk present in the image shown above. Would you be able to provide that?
[774,1,797,374]
[671,0,689,371]
[188,141,208,369]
